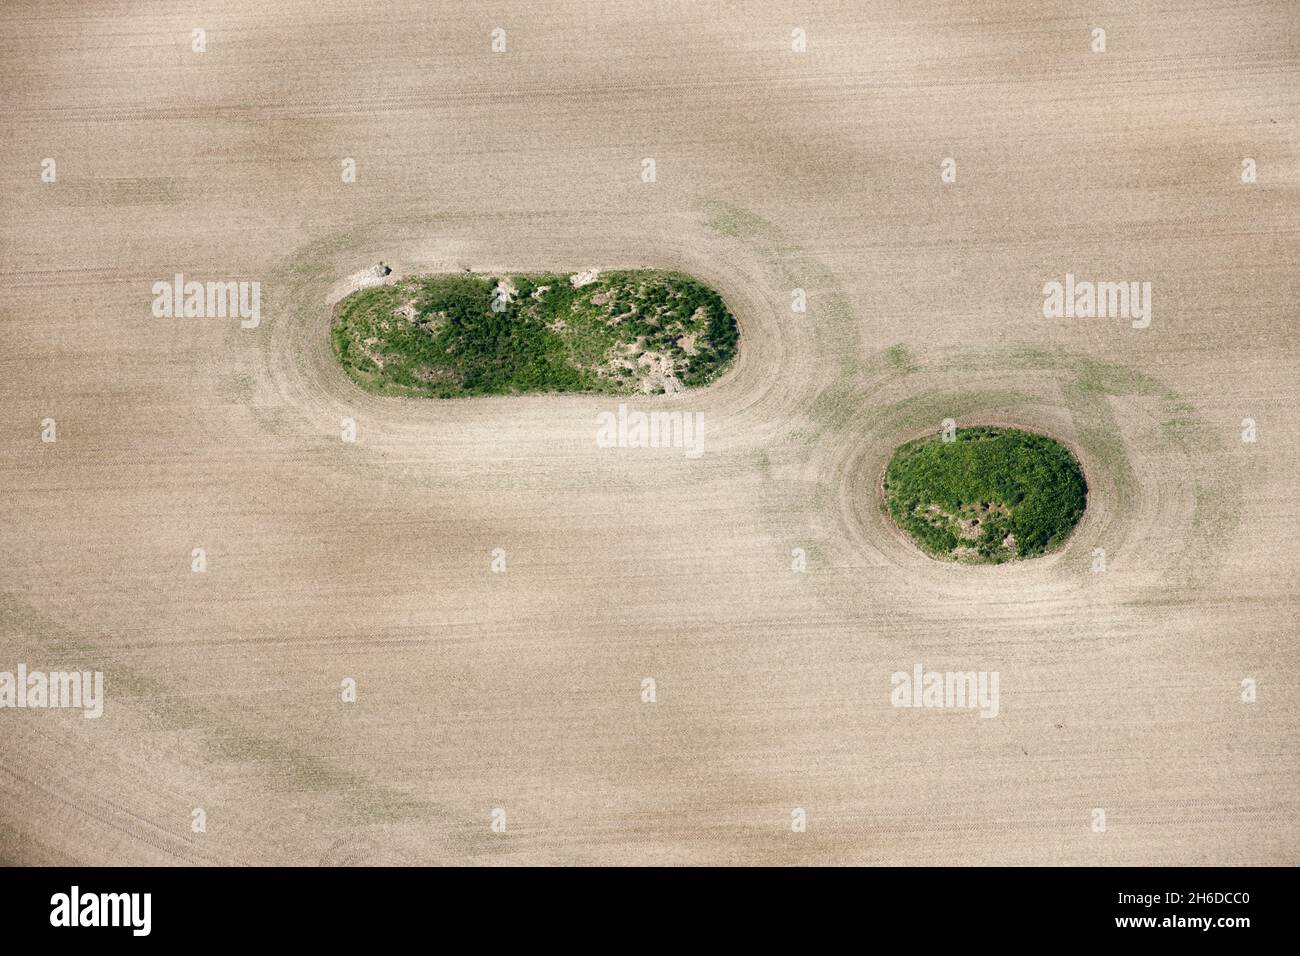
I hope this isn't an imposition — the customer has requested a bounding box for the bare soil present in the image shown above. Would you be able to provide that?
[0,0,1296,866]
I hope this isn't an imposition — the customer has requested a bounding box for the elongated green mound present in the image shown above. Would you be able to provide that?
[882,427,1087,563]
[331,270,739,398]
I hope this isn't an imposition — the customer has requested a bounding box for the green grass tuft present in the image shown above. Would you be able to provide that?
[331,270,739,398]
[882,426,1087,564]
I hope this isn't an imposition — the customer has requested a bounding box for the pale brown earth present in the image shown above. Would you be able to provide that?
[1,0,1297,866]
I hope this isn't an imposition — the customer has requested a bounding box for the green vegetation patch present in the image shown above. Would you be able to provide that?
[331,270,739,398]
[882,427,1087,564]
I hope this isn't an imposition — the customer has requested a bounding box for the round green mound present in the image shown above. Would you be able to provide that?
[882,426,1087,564]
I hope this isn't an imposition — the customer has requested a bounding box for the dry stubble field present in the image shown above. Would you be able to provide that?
[1,1,1297,865]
